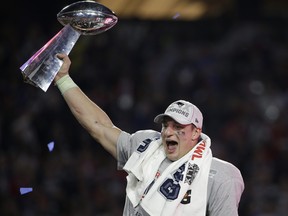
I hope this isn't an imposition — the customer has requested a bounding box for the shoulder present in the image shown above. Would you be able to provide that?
[206,157,244,215]
[209,157,244,191]
[117,129,160,164]
[132,129,161,138]
[210,157,243,182]
[119,129,161,145]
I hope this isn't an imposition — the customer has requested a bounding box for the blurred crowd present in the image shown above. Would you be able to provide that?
[1,6,288,216]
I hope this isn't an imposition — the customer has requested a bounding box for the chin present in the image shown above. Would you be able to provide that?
[166,154,178,161]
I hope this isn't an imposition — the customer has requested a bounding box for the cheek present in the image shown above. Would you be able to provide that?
[178,134,193,147]
[178,140,191,154]
[179,131,190,140]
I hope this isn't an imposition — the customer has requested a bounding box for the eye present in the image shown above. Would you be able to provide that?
[162,122,168,128]
[175,124,184,130]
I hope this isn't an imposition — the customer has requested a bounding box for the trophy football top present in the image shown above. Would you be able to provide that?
[57,0,118,35]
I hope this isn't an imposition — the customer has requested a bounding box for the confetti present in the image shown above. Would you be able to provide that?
[20,187,33,195]
[172,13,180,20]
[47,141,55,152]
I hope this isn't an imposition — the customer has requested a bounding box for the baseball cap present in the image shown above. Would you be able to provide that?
[154,100,203,128]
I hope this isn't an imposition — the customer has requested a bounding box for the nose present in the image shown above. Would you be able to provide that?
[162,125,174,136]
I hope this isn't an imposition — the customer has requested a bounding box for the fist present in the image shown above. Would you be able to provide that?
[54,53,71,82]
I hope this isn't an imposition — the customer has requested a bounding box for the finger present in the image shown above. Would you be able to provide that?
[56,53,66,60]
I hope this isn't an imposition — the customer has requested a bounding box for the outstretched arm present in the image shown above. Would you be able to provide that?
[54,53,121,158]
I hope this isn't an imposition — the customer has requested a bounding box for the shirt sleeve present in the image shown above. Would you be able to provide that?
[207,161,245,216]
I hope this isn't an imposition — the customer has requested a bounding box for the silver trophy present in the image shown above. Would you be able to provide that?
[20,0,118,92]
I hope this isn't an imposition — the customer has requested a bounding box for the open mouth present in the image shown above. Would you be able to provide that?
[166,140,178,152]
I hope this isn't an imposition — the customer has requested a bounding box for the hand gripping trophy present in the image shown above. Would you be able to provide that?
[20,0,118,92]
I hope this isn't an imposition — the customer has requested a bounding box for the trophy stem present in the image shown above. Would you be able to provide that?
[20,25,81,92]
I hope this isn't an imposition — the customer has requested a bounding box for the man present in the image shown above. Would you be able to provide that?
[54,53,244,216]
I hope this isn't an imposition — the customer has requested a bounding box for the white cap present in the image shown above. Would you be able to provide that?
[154,100,203,128]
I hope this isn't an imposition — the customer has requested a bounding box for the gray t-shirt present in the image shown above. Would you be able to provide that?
[117,130,244,216]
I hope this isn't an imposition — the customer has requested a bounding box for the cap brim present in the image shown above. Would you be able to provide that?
[154,114,166,124]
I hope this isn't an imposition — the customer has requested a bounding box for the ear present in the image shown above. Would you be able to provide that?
[192,127,202,141]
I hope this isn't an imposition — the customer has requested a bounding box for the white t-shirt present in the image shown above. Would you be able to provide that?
[117,130,244,216]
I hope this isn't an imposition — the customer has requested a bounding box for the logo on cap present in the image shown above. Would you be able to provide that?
[167,101,190,118]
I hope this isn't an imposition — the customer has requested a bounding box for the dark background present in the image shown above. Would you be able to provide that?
[1,0,288,215]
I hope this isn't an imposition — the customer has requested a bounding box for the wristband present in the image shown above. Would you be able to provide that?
[55,75,78,94]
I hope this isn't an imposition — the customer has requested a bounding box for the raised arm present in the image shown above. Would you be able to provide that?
[54,53,121,158]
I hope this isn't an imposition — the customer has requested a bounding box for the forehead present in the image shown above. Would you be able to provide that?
[162,116,184,126]
[162,116,196,130]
